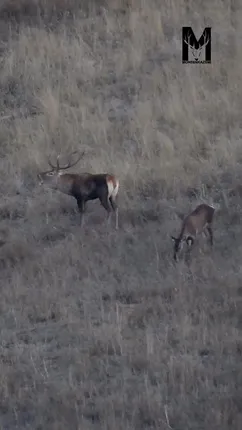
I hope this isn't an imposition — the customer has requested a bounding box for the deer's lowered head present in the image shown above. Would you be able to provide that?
[171,204,215,261]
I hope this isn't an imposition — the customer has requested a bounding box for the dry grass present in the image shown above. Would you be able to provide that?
[0,0,242,429]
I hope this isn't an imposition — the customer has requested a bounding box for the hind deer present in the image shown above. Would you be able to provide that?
[171,204,215,261]
[38,151,119,229]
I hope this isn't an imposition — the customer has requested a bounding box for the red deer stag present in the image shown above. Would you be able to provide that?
[38,151,119,229]
[171,203,215,261]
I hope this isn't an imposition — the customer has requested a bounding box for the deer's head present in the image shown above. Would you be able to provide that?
[171,235,194,261]
[38,151,84,189]
[184,32,210,62]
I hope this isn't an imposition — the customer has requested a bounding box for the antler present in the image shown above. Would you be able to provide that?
[184,32,193,48]
[202,33,210,48]
[184,32,210,50]
[48,154,60,170]
[48,151,84,171]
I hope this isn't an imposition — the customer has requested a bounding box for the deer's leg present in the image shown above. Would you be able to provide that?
[206,225,213,246]
[203,228,208,238]
[76,198,86,227]
[99,192,112,225]
[109,196,119,230]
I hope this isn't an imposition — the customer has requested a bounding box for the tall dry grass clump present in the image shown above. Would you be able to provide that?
[0,1,242,429]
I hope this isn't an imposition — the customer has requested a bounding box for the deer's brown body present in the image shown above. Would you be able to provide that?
[38,152,119,229]
[171,204,215,261]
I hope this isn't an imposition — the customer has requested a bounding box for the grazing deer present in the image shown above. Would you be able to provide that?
[38,151,119,229]
[171,204,215,261]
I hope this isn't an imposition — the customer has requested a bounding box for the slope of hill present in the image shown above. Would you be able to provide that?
[0,1,242,429]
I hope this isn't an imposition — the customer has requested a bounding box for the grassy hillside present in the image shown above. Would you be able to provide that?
[0,0,242,429]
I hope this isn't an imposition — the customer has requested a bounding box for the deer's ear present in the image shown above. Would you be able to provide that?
[186,236,194,246]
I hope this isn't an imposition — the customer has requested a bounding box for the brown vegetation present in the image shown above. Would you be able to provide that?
[0,0,242,429]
